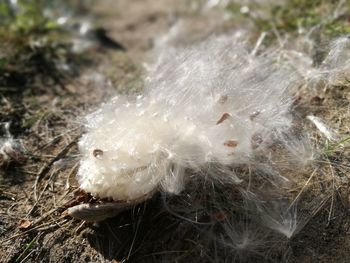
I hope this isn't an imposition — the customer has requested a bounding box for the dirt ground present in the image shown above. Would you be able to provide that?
[1,0,350,262]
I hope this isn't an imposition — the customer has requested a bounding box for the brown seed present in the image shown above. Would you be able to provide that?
[93,149,103,159]
[216,113,231,125]
[224,140,239,147]
[213,211,228,221]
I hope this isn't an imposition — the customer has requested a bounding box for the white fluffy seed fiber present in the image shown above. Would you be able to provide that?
[77,35,307,201]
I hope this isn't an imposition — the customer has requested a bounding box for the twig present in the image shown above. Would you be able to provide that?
[2,219,69,243]
[65,161,79,189]
[36,136,79,182]
[288,169,317,211]
[327,162,337,224]
[15,233,41,263]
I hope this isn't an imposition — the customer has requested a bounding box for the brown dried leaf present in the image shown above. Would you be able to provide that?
[18,219,32,230]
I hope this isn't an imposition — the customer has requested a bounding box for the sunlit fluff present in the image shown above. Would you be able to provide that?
[77,35,309,201]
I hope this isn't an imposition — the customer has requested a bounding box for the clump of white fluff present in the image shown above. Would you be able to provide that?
[0,122,26,168]
[78,35,304,201]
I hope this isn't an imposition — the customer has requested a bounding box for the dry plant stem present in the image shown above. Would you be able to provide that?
[288,169,317,210]
[327,162,337,224]
[65,162,79,189]
[296,195,332,237]
[28,170,58,217]
[74,221,88,234]
[14,234,39,263]
[27,137,79,215]
[34,128,79,153]
[2,219,69,242]
[67,202,136,222]
[36,136,78,182]
[32,206,64,226]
